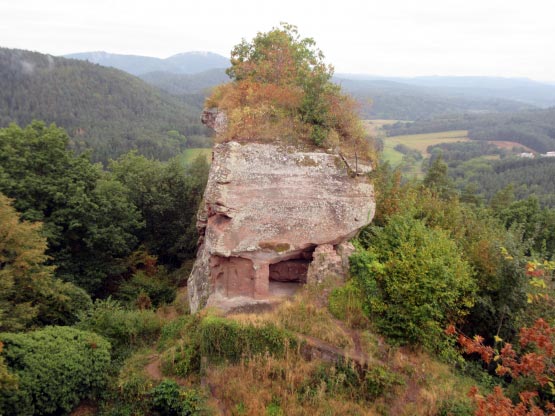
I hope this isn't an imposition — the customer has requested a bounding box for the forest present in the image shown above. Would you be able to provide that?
[0,48,211,164]
[2,23,555,416]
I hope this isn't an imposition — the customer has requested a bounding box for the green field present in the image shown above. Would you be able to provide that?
[386,130,469,156]
[178,148,212,165]
[373,127,469,177]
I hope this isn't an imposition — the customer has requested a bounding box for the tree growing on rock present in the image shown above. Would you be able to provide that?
[206,23,374,162]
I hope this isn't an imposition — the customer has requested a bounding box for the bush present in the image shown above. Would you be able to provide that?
[149,379,207,416]
[116,271,176,308]
[364,364,404,400]
[36,278,93,326]
[300,360,403,403]
[437,398,474,416]
[351,213,476,356]
[199,316,297,363]
[158,316,202,377]
[0,326,111,415]
[77,298,162,357]
[328,281,369,328]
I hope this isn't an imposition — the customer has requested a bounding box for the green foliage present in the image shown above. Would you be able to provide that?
[208,24,373,161]
[114,351,155,404]
[386,108,555,153]
[0,122,144,293]
[423,154,455,199]
[351,213,476,354]
[116,271,176,308]
[0,326,110,415]
[436,399,474,416]
[300,360,403,403]
[364,364,405,400]
[159,316,202,378]
[0,342,17,392]
[367,165,530,342]
[328,281,369,329]
[109,151,209,268]
[199,316,297,363]
[35,278,93,326]
[149,379,207,416]
[0,192,92,331]
[77,298,162,358]
[0,47,208,163]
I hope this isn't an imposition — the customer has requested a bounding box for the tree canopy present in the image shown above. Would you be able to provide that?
[206,24,374,161]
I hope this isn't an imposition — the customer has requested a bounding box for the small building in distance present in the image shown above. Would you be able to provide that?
[542,151,555,157]
[519,152,535,158]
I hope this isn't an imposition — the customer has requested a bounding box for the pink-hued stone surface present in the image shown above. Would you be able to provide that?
[187,141,375,312]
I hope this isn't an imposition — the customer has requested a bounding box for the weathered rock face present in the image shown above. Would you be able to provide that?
[187,141,375,313]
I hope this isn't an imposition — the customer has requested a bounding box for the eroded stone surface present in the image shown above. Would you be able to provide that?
[188,141,375,312]
[307,244,343,284]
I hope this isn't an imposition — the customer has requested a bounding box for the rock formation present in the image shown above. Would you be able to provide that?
[187,116,375,313]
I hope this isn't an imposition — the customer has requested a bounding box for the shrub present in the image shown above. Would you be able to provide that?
[328,281,369,328]
[0,326,110,415]
[436,398,474,416]
[364,364,404,400]
[116,270,176,308]
[77,298,162,357]
[115,351,155,403]
[159,316,202,377]
[351,213,476,356]
[199,316,297,363]
[300,360,403,403]
[36,278,93,326]
[149,379,207,416]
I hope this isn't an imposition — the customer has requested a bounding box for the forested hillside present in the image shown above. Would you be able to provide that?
[0,48,210,163]
[139,68,230,95]
[387,108,555,152]
[65,51,229,75]
[336,78,535,120]
[137,67,535,121]
[339,75,555,108]
[446,154,555,207]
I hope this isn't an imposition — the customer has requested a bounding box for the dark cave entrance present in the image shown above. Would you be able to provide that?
[268,249,314,296]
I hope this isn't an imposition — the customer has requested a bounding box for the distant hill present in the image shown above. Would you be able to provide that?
[66,50,548,122]
[334,77,535,120]
[133,69,534,121]
[0,47,210,163]
[65,51,229,76]
[139,68,230,95]
[337,74,555,108]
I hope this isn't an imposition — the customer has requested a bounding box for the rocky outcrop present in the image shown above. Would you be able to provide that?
[200,109,228,136]
[187,140,375,313]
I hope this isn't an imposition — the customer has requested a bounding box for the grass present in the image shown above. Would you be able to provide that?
[206,280,479,416]
[374,129,470,178]
[178,148,212,165]
[229,282,354,350]
[387,130,469,156]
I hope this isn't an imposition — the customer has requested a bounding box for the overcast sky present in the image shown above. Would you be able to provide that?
[1,0,554,81]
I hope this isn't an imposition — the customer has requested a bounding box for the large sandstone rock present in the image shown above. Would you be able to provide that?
[187,140,375,313]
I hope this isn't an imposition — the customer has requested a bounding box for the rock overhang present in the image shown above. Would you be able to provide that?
[188,140,375,312]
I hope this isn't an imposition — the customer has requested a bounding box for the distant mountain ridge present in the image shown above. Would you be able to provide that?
[336,74,555,108]
[65,51,229,75]
[65,50,554,117]
[0,47,209,163]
